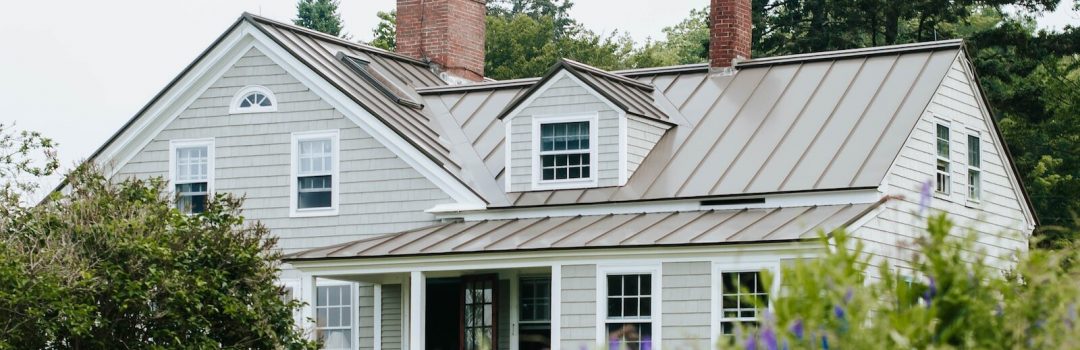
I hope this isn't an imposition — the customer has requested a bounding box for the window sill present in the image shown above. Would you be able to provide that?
[531,178,597,191]
[290,207,339,218]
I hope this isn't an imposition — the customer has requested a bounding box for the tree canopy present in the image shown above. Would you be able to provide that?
[294,0,346,38]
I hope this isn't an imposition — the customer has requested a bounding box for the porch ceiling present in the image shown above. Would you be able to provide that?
[285,202,879,261]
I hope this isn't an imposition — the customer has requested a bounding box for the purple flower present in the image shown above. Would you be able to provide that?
[790,319,805,340]
[642,336,652,350]
[762,327,779,350]
[844,288,853,304]
[610,337,620,350]
[923,277,937,306]
[833,305,845,319]
[919,179,933,214]
[744,331,758,350]
[821,335,830,350]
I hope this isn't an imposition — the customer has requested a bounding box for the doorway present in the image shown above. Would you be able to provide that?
[425,275,499,350]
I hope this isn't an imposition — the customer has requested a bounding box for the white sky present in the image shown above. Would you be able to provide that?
[2,0,1076,196]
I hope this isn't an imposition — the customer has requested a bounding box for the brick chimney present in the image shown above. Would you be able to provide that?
[709,0,752,71]
[396,0,486,83]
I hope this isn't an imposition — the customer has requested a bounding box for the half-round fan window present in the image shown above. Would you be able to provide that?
[229,85,277,114]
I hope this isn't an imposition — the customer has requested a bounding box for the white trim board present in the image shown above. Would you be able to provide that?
[92,21,485,212]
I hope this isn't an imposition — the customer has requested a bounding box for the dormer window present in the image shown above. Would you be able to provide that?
[531,114,599,190]
[229,85,277,114]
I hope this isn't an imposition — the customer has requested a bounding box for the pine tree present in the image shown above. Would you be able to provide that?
[294,0,345,37]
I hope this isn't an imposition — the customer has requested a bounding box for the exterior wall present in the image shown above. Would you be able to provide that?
[662,261,712,349]
[509,75,621,191]
[381,284,403,350]
[627,116,669,180]
[853,54,1032,275]
[358,284,376,350]
[111,47,453,254]
[560,264,597,349]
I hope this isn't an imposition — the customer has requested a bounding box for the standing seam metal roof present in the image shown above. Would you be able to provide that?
[286,202,877,260]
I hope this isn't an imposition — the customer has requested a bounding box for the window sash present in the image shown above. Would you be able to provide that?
[967,135,981,168]
[605,274,652,321]
[174,146,208,183]
[936,124,950,159]
[298,139,333,176]
[718,271,769,335]
[968,169,982,200]
[520,277,551,322]
[936,159,951,194]
[538,121,592,182]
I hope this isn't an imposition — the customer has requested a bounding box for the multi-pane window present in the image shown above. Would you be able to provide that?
[230,86,276,114]
[605,274,652,350]
[315,285,352,350]
[172,142,211,214]
[967,134,982,201]
[719,271,769,335]
[539,121,591,181]
[239,92,272,108]
[294,133,335,211]
[463,277,496,350]
[519,277,552,350]
[935,124,951,194]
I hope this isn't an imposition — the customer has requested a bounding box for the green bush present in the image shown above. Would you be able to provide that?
[724,214,1080,349]
[0,167,315,349]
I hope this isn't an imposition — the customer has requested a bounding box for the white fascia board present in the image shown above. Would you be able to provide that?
[288,240,824,275]
[436,188,882,221]
[97,21,485,209]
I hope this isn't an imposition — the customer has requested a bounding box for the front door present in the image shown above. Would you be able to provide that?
[461,275,498,350]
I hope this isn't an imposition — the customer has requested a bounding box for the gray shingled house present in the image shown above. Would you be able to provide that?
[87,0,1036,349]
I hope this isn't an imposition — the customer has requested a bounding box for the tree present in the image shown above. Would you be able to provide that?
[0,123,58,198]
[718,214,1080,349]
[0,126,314,348]
[624,7,711,68]
[370,10,396,51]
[294,0,346,37]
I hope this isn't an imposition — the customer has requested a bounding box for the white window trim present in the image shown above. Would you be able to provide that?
[595,264,662,350]
[934,120,952,197]
[710,260,781,347]
[278,278,304,328]
[290,130,340,217]
[531,113,600,191]
[314,280,360,350]
[168,138,215,208]
[229,85,278,114]
[966,130,983,204]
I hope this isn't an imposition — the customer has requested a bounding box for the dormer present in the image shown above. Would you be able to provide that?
[498,59,674,192]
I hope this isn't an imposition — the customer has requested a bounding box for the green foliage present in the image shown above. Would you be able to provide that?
[294,0,345,38]
[0,166,315,349]
[0,123,58,197]
[724,214,1080,349]
[485,14,634,80]
[370,10,396,51]
[625,7,711,68]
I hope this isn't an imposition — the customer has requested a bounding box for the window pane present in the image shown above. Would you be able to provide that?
[606,323,652,350]
[936,124,950,158]
[299,190,332,209]
[967,135,980,167]
[175,146,208,182]
[608,275,622,296]
[969,170,981,200]
[298,139,332,175]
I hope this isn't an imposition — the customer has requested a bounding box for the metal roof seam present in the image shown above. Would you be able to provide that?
[811,54,905,189]
[420,220,510,253]
[708,63,809,194]
[753,206,817,241]
[548,213,615,247]
[387,221,482,255]
[696,207,778,243]
[580,213,647,246]
[617,211,685,245]
[848,52,936,187]
[674,208,746,244]
[785,204,855,240]
[499,216,579,250]
[777,56,871,191]
[452,217,549,252]
[652,209,718,243]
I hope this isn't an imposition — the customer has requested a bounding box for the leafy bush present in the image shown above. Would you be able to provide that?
[724,214,1080,349]
[0,167,314,349]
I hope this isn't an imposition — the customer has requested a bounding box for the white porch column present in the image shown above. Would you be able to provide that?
[409,271,426,350]
[300,272,317,341]
[551,264,562,350]
[374,283,383,350]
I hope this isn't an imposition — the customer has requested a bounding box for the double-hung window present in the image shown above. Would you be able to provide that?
[717,271,769,335]
[291,130,339,216]
[169,139,214,214]
[533,114,598,189]
[603,273,654,350]
[315,285,353,350]
[935,123,951,195]
[519,277,552,349]
[967,133,982,201]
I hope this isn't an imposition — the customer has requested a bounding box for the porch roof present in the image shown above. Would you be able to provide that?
[285,202,878,261]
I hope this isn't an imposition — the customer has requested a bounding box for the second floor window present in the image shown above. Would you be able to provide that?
[170,139,213,214]
[540,121,591,181]
[968,134,982,201]
[935,123,951,195]
[292,130,339,216]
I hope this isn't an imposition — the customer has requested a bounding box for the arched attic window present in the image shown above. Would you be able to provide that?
[229,85,277,114]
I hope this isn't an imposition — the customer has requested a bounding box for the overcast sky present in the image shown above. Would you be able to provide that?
[2,0,1077,197]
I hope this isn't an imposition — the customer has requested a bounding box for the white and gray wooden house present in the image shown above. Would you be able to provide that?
[83,0,1036,348]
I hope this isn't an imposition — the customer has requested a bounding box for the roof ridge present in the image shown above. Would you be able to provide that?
[737,39,963,68]
[241,12,432,67]
[561,58,655,91]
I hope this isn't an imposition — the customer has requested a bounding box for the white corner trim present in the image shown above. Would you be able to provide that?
[228,85,278,114]
[373,283,382,350]
[595,263,663,350]
[289,129,340,217]
[618,110,629,186]
[710,260,782,347]
[550,264,562,350]
[530,113,601,191]
[167,138,215,197]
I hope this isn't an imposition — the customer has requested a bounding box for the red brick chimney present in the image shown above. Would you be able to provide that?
[396,0,486,82]
[709,0,752,70]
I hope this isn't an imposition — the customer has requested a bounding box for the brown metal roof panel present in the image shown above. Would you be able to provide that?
[484,216,578,251]
[688,208,775,243]
[675,64,802,196]
[451,217,551,252]
[724,206,815,242]
[672,73,736,125]
[550,213,644,248]
[815,51,933,189]
[760,204,852,240]
[778,54,901,192]
[328,224,444,257]
[618,210,713,245]
[419,220,517,253]
[518,214,608,249]
[387,220,488,255]
[654,209,741,244]
[584,212,678,247]
[742,58,867,194]
[711,60,835,194]
[850,49,960,186]
[359,221,480,256]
